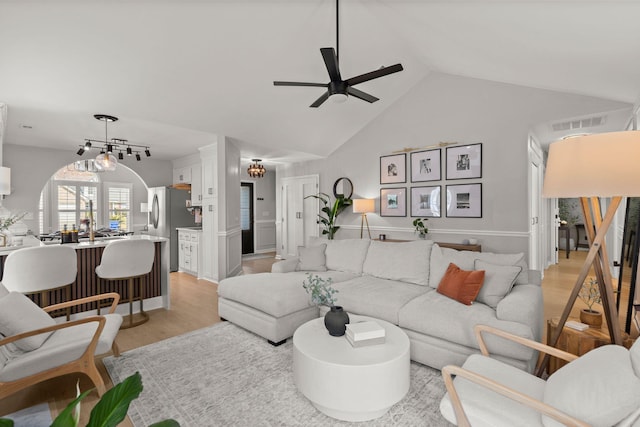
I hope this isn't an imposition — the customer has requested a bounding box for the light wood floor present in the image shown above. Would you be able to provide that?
[2,250,637,424]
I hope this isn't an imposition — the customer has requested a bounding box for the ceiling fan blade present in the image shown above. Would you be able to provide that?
[320,48,342,82]
[274,81,327,87]
[345,63,404,86]
[347,87,379,103]
[310,92,330,108]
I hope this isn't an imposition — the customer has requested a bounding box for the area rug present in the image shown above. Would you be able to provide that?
[3,403,52,427]
[103,322,450,426]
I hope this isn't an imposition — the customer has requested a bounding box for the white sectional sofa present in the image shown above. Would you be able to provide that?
[217,239,543,372]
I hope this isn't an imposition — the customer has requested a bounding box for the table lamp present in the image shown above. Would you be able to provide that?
[353,199,375,239]
[537,130,640,375]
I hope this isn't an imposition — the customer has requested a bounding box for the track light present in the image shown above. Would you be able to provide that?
[106,144,113,153]
[136,153,141,161]
[77,148,85,156]
[126,146,132,156]
[84,140,92,150]
[145,149,151,157]
[118,151,124,160]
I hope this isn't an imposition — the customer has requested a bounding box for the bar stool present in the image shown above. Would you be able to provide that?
[2,245,77,319]
[95,239,155,329]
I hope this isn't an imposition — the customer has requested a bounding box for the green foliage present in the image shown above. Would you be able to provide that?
[304,192,352,240]
[412,218,429,237]
[302,273,338,307]
[578,277,601,312]
[1,372,179,427]
[558,198,581,225]
[0,212,27,231]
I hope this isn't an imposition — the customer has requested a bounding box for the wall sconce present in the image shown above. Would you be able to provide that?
[353,198,375,239]
[0,167,11,196]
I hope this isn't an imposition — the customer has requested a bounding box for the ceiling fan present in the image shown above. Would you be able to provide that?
[392,141,460,154]
[274,0,403,108]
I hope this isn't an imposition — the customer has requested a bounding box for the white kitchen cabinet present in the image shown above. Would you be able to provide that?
[177,228,201,276]
[173,166,192,184]
[190,162,202,205]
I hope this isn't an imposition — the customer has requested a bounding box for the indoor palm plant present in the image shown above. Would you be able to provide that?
[578,277,602,327]
[302,273,349,336]
[304,192,352,240]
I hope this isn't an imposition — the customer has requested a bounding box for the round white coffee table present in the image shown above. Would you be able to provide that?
[293,315,410,422]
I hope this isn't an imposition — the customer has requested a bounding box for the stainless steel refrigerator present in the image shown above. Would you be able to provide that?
[148,186,196,271]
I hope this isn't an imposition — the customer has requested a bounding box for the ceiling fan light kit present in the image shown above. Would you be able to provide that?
[274,0,403,108]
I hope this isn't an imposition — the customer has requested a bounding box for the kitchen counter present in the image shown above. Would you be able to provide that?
[0,234,171,316]
[176,227,202,231]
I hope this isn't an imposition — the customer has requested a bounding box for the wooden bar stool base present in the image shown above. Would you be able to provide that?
[98,275,150,329]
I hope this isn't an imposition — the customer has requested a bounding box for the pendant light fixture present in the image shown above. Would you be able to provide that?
[76,114,152,171]
[247,159,266,178]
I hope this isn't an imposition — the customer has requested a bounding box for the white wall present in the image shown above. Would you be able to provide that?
[3,143,172,233]
[277,72,631,256]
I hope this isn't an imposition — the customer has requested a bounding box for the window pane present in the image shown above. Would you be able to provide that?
[108,186,131,231]
[57,185,76,210]
[240,186,250,230]
[58,212,75,231]
[79,186,97,210]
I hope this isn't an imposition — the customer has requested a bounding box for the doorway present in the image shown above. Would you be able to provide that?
[241,182,254,254]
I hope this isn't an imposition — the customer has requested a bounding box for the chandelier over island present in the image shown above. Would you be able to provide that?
[76,114,151,172]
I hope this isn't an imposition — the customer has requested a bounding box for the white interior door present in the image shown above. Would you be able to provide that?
[281,175,319,258]
[529,137,544,271]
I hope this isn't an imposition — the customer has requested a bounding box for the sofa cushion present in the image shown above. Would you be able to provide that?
[332,276,429,324]
[631,338,640,377]
[311,238,371,274]
[429,244,527,289]
[218,271,358,318]
[0,283,8,298]
[543,345,640,427]
[398,291,535,361]
[0,292,55,351]
[474,260,522,309]
[437,263,485,305]
[297,244,327,271]
[362,240,433,286]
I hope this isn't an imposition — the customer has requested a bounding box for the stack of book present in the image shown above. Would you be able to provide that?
[345,321,386,347]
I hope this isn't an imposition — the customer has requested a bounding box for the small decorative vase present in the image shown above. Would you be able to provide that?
[418,233,426,239]
[580,309,602,328]
[324,306,350,336]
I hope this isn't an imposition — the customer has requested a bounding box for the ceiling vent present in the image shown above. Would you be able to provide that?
[551,115,606,132]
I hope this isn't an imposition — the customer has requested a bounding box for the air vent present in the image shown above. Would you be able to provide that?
[552,115,606,132]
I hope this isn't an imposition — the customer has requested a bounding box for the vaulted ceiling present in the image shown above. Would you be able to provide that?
[1,0,639,165]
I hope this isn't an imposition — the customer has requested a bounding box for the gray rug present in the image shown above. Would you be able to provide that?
[103,322,451,426]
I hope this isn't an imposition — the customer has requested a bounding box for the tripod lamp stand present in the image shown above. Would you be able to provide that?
[536,130,640,376]
[353,199,375,239]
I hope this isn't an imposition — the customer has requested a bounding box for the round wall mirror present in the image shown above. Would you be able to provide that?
[333,177,353,199]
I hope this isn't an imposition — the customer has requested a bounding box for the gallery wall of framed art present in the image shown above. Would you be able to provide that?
[379,143,483,219]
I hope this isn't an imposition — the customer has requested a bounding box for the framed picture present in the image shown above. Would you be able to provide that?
[410,149,441,182]
[411,186,441,217]
[446,183,482,218]
[446,143,482,180]
[380,187,407,217]
[380,153,406,184]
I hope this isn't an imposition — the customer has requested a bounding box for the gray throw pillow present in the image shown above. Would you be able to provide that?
[297,244,327,271]
[0,292,56,351]
[474,260,522,309]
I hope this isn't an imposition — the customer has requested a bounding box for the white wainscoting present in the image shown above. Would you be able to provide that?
[255,219,276,253]
[224,227,243,278]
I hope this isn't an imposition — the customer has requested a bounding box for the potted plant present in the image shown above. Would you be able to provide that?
[304,192,352,240]
[412,218,429,239]
[578,277,602,327]
[302,272,349,336]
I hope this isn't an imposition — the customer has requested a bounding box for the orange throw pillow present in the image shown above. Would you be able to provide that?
[437,263,485,305]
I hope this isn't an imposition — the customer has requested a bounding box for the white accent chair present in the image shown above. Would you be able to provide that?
[0,284,122,399]
[2,245,78,319]
[95,239,155,328]
[439,325,640,427]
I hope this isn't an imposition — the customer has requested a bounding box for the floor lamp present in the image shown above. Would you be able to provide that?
[353,199,375,239]
[536,130,640,376]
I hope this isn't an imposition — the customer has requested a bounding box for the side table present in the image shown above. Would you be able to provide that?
[546,317,635,374]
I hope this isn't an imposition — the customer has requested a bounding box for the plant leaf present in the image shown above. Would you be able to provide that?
[149,420,180,427]
[86,372,143,427]
[51,389,94,427]
[0,419,14,427]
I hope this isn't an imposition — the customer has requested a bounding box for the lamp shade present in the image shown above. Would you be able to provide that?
[0,167,10,195]
[543,130,640,198]
[353,198,375,214]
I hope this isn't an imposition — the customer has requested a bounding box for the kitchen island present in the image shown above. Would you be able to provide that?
[0,235,170,317]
